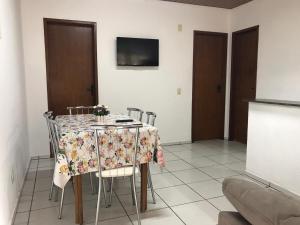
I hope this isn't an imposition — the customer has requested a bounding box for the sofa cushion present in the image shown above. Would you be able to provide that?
[218,211,251,225]
[280,217,300,225]
[223,178,300,225]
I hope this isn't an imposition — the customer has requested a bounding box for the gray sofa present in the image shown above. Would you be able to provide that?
[218,178,300,225]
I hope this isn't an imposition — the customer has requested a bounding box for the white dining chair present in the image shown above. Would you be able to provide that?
[127,107,144,121]
[145,111,157,126]
[67,106,96,193]
[126,108,156,204]
[144,111,157,204]
[67,106,95,115]
[46,117,66,219]
[92,124,142,225]
[43,111,56,201]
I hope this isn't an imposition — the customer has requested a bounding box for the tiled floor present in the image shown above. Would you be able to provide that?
[14,140,267,225]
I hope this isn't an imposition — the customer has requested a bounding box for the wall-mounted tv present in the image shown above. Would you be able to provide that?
[117,37,159,66]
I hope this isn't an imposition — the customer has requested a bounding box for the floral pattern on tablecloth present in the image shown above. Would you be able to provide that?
[53,114,164,188]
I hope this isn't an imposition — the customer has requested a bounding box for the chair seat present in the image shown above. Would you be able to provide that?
[96,167,139,178]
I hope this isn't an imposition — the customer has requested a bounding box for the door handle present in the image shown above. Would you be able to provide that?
[86,84,95,96]
[217,85,222,93]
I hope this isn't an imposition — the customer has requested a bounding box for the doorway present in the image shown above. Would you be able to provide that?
[192,31,228,142]
[44,18,98,116]
[229,26,259,143]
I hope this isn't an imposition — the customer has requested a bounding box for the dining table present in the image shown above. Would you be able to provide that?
[53,114,164,225]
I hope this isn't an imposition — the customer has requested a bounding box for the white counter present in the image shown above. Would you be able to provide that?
[247,100,300,195]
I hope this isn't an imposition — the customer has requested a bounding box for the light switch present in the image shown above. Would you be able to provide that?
[178,24,182,32]
[177,88,182,95]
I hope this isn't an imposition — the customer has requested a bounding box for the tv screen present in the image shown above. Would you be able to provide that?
[117,37,159,66]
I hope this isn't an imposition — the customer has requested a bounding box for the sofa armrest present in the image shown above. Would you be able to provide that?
[223,178,300,225]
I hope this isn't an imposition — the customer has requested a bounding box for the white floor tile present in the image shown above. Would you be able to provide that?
[149,162,168,175]
[36,169,54,179]
[165,160,193,172]
[86,216,132,225]
[17,140,250,225]
[26,171,36,181]
[163,152,179,161]
[155,185,203,206]
[199,165,238,179]
[231,152,247,161]
[185,157,217,168]
[22,181,35,195]
[17,195,32,212]
[172,201,219,225]
[30,197,126,225]
[163,145,190,152]
[31,191,59,210]
[152,173,183,189]
[208,196,236,211]
[189,180,223,199]
[207,153,241,164]
[224,162,246,173]
[172,150,205,160]
[34,177,53,192]
[38,158,55,168]
[30,160,38,169]
[14,212,29,225]
[118,191,167,215]
[113,177,141,196]
[130,208,184,225]
[172,169,212,184]
[181,143,211,151]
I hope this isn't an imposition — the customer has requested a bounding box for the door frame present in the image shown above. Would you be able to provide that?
[43,18,99,111]
[229,25,259,141]
[192,30,228,142]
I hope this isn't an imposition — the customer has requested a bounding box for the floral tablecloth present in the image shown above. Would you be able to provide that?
[53,114,164,188]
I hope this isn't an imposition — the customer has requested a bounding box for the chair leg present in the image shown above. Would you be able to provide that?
[54,186,59,202]
[89,172,95,194]
[148,167,156,204]
[95,178,102,225]
[130,177,135,206]
[132,173,141,225]
[108,178,114,207]
[58,188,65,219]
[102,179,107,207]
[49,180,54,200]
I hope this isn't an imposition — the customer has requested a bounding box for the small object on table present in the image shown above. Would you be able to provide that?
[115,119,134,123]
[93,105,110,122]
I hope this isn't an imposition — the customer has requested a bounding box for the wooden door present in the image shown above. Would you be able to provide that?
[192,31,228,141]
[229,26,259,143]
[44,18,98,116]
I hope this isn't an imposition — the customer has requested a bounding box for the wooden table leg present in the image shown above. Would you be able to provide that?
[74,175,83,225]
[140,163,148,212]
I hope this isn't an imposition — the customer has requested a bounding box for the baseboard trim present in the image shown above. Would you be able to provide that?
[244,171,300,198]
[161,141,192,146]
[10,157,32,225]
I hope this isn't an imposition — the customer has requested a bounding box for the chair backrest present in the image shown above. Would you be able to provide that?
[47,118,61,160]
[92,123,142,177]
[43,111,54,155]
[127,107,144,122]
[67,106,95,115]
[145,111,157,126]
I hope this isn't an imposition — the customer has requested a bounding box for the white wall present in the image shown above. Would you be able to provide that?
[231,0,300,195]
[231,0,300,101]
[247,102,300,196]
[21,0,230,156]
[0,0,30,224]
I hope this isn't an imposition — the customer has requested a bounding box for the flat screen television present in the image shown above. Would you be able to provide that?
[117,37,159,66]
